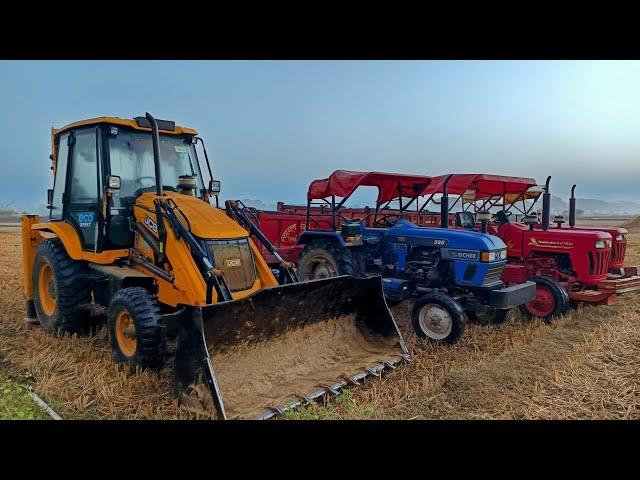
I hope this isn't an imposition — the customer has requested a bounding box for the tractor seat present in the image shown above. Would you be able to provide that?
[455,211,476,230]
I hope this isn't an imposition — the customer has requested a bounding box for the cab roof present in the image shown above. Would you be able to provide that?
[52,116,198,138]
[422,174,538,201]
[307,170,433,204]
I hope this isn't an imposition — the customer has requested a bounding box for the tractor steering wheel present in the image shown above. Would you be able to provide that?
[373,214,401,228]
[492,210,512,224]
[137,176,156,189]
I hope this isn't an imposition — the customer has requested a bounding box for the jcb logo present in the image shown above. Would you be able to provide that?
[144,216,158,235]
[225,258,241,268]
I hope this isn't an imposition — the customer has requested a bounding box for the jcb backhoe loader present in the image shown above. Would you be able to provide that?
[22,113,408,419]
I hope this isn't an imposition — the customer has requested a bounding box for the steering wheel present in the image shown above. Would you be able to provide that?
[492,210,513,224]
[373,213,401,228]
[136,176,156,189]
[339,215,362,224]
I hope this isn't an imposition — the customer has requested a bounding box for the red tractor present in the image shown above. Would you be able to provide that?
[558,184,629,274]
[413,174,640,320]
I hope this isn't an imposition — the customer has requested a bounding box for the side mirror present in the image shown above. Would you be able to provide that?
[47,188,53,205]
[107,175,121,192]
[209,179,221,196]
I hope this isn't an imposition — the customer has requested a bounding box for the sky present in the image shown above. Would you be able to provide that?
[0,60,639,211]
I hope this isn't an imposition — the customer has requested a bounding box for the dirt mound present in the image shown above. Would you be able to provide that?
[211,317,400,419]
[623,216,640,231]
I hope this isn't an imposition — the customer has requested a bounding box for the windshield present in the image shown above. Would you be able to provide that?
[109,129,204,206]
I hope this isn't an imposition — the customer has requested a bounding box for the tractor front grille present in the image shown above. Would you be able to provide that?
[483,263,505,286]
[205,238,257,292]
[588,249,610,276]
[612,239,626,266]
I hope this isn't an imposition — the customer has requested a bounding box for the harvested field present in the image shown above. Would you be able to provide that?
[1,226,639,420]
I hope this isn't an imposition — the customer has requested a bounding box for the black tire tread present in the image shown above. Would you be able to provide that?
[108,287,166,369]
[32,238,91,333]
[518,275,569,322]
[411,291,466,345]
[298,239,359,279]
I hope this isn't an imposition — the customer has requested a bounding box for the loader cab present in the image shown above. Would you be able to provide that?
[49,117,208,252]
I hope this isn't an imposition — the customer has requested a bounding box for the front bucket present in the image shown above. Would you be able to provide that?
[174,275,408,420]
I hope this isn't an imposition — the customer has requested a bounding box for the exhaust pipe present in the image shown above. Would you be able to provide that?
[145,112,164,197]
[441,174,452,229]
[569,184,576,227]
[541,176,551,231]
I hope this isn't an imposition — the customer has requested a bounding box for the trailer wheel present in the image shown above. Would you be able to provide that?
[108,287,166,369]
[298,239,359,280]
[467,308,509,325]
[32,239,91,334]
[519,276,569,322]
[411,292,465,344]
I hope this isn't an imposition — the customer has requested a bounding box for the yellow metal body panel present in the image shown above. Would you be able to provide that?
[134,192,249,239]
[131,192,278,307]
[22,215,42,300]
[31,222,129,264]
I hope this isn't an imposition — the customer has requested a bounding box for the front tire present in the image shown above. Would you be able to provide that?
[32,239,91,334]
[297,239,359,280]
[411,292,466,344]
[519,276,569,322]
[108,287,166,369]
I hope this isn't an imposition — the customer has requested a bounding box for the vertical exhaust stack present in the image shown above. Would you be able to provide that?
[569,184,576,228]
[145,112,164,197]
[441,174,452,229]
[541,176,551,231]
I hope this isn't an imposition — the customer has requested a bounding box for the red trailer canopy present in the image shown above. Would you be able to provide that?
[421,174,538,200]
[307,170,432,204]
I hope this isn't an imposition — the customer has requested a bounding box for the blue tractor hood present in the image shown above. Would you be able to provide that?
[384,219,507,252]
[373,219,507,287]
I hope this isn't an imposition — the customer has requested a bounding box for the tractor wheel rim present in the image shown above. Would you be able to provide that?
[115,311,137,358]
[38,263,56,316]
[525,286,555,318]
[418,304,453,340]
[309,256,338,280]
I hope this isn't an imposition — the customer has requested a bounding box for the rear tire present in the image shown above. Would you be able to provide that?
[32,239,91,334]
[519,276,569,322]
[411,292,465,344]
[108,287,166,369]
[297,239,359,280]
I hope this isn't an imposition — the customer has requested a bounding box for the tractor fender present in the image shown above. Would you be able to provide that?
[297,230,347,248]
[31,221,128,264]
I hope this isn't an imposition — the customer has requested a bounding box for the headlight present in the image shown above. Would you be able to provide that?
[481,248,506,262]
[616,234,625,241]
[595,240,606,249]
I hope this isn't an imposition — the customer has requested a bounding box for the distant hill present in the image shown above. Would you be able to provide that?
[547,196,640,216]
[238,199,277,211]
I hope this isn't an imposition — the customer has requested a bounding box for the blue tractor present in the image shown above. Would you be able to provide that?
[294,170,536,344]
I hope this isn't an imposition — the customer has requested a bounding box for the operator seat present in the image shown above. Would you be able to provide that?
[455,211,476,230]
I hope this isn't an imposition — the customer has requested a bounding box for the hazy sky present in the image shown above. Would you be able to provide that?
[0,60,638,211]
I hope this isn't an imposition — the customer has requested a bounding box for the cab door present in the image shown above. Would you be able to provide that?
[64,127,101,251]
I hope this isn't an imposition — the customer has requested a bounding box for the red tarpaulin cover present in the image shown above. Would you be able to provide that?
[307,170,432,204]
[421,174,538,199]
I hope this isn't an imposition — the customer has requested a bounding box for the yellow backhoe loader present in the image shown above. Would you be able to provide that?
[21,113,408,419]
